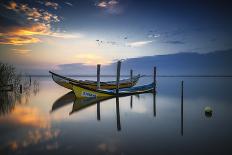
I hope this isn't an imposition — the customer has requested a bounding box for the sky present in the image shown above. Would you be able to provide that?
[0,0,231,73]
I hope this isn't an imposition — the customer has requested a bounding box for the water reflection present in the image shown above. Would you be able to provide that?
[50,89,152,131]
[116,97,121,131]
[97,101,100,121]
[1,77,232,155]
[0,79,40,116]
[50,91,75,113]
[0,79,62,154]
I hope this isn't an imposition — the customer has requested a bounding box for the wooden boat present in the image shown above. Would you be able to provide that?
[49,71,141,90]
[71,81,154,98]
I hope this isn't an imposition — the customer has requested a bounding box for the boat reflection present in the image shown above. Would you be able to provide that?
[50,86,187,134]
[50,91,76,113]
[69,93,153,131]
[69,96,114,115]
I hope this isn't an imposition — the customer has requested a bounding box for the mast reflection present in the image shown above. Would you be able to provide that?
[116,97,121,131]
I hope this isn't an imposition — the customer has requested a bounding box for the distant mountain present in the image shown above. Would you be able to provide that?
[117,49,232,75]
[52,49,232,76]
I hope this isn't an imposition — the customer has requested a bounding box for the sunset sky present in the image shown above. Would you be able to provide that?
[0,0,231,73]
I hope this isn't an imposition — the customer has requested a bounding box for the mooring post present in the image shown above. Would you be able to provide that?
[130,69,133,86]
[181,80,184,136]
[154,67,156,93]
[20,84,22,94]
[97,64,101,89]
[97,64,101,121]
[29,75,31,86]
[116,61,121,95]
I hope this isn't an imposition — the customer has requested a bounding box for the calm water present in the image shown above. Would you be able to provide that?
[0,77,232,155]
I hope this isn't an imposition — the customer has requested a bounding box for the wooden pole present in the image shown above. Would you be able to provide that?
[116,61,121,95]
[116,97,121,131]
[130,69,133,86]
[181,80,184,136]
[154,67,156,93]
[29,75,31,86]
[97,64,101,89]
[20,84,22,94]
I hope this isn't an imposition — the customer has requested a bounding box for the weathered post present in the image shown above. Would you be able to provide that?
[97,64,101,89]
[116,61,121,95]
[20,84,23,94]
[29,75,31,86]
[97,64,101,120]
[130,69,133,86]
[181,81,184,136]
[153,66,156,93]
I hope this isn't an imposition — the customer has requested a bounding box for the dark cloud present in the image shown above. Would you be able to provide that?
[164,41,185,44]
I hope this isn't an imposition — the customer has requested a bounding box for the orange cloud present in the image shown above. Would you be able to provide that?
[0,35,41,45]
[12,48,31,55]
[5,1,17,10]
[0,1,81,45]
[0,106,49,128]
[0,23,79,45]
[75,53,111,65]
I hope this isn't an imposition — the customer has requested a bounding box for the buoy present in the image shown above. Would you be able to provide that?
[204,106,212,117]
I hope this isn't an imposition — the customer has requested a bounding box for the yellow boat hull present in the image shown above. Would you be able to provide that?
[50,71,139,90]
[72,84,113,98]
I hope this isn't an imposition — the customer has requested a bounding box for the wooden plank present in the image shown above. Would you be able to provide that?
[0,84,13,91]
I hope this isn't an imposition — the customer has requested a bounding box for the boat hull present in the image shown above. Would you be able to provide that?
[71,82,154,98]
[49,71,140,90]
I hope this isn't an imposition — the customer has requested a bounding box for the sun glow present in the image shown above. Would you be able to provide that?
[75,54,111,65]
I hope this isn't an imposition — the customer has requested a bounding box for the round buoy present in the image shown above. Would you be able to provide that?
[204,106,212,117]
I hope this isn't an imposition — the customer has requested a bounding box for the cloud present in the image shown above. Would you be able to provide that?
[6,2,60,24]
[147,34,160,38]
[12,48,31,55]
[5,1,17,10]
[164,40,185,44]
[44,1,59,10]
[0,23,81,45]
[0,1,80,45]
[75,54,111,65]
[0,35,41,45]
[96,0,122,14]
[65,2,73,6]
[126,40,153,47]
[37,1,59,10]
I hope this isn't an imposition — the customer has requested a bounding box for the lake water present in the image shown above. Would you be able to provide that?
[0,76,232,155]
